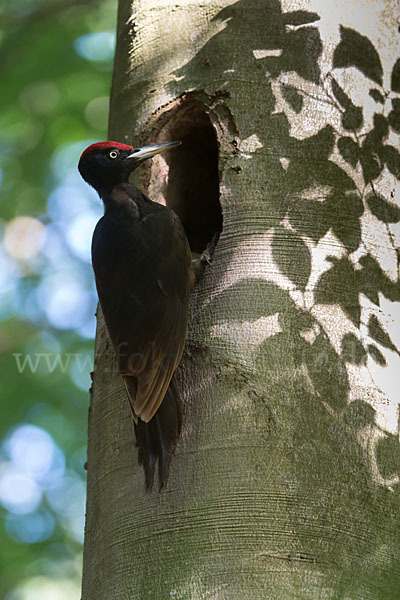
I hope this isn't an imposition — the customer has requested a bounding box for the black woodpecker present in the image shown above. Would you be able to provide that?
[78,140,214,489]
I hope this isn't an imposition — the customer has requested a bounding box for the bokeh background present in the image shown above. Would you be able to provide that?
[0,0,117,597]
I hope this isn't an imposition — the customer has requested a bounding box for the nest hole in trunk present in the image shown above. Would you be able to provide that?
[145,100,222,254]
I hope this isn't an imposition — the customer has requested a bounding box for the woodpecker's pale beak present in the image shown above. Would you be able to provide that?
[127,141,181,161]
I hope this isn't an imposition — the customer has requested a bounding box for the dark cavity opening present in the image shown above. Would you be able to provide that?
[146,100,222,254]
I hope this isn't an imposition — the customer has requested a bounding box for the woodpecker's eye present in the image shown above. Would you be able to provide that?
[109,150,118,159]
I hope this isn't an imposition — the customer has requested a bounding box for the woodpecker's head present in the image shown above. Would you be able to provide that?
[78,140,181,193]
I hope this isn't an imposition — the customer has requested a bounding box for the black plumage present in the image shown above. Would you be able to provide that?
[78,140,191,489]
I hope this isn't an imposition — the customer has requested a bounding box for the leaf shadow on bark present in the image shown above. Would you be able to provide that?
[160,1,400,594]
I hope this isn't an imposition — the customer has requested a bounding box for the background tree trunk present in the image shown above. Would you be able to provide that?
[82,1,400,598]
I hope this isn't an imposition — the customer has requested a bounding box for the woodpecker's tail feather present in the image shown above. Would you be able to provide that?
[134,377,182,490]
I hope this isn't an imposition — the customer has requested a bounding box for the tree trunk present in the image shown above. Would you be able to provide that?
[82,1,400,598]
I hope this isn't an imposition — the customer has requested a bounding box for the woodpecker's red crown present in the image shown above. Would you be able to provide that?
[80,141,133,161]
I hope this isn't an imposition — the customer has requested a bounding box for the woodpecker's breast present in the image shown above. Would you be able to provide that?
[102,184,141,218]
[91,187,190,299]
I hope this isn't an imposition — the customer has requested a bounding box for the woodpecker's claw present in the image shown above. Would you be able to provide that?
[191,232,220,286]
[200,252,212,265]
[201,232,220,264]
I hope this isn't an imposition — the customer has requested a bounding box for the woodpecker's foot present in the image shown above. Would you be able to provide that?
[191,232,219,286]
[201,232,219,264]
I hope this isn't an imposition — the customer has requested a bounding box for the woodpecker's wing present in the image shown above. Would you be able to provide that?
[92,191,191,422]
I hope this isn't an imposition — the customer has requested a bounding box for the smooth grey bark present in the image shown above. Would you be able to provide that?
[82,1,400,599]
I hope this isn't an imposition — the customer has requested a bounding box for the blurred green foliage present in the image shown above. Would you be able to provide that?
[0,0,117,598]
